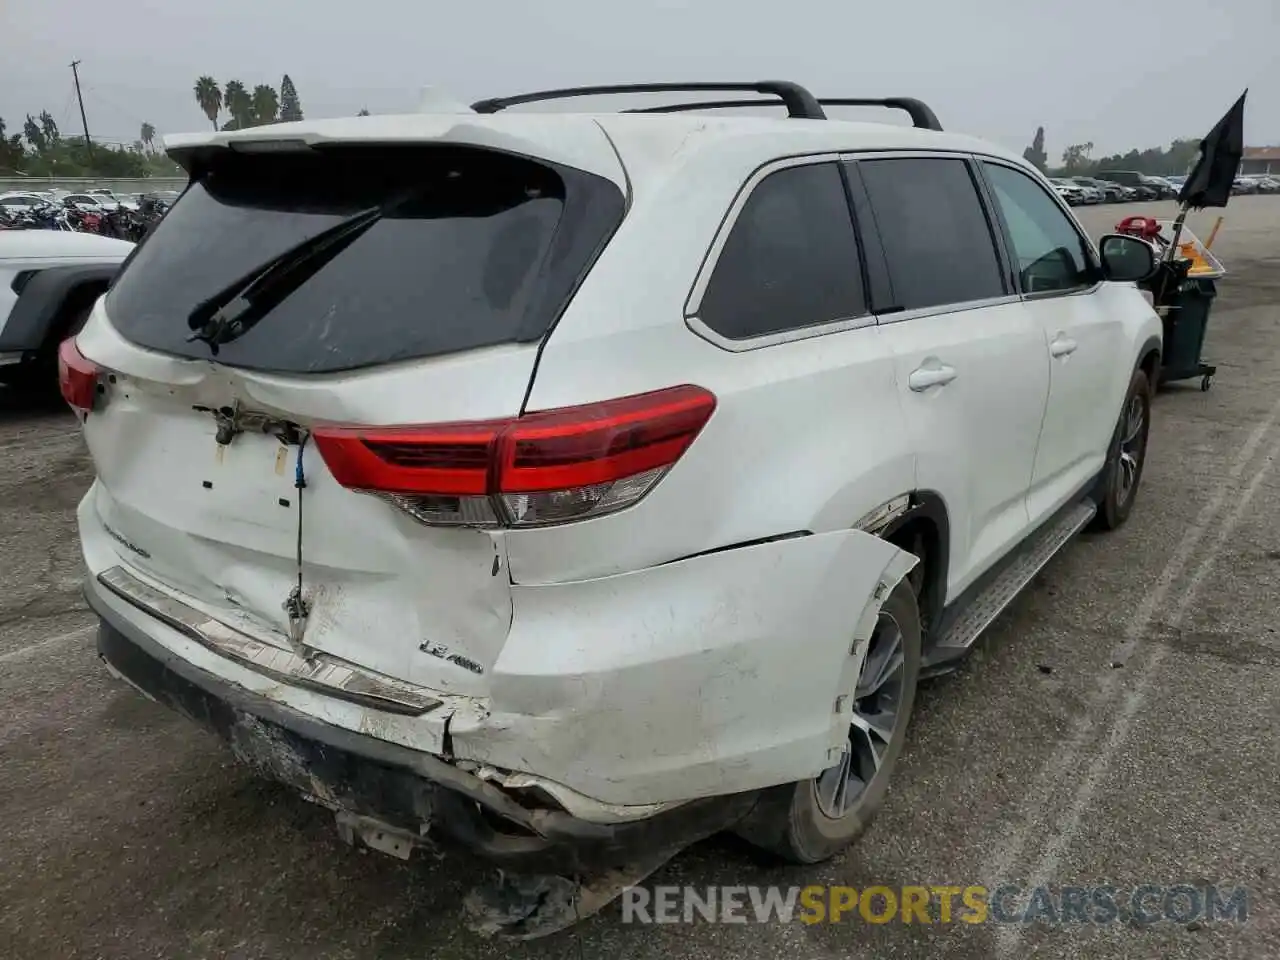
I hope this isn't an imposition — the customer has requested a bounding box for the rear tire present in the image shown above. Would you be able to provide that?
[24,302,94,397]
[735,579,921,864]
[1091,367,1152,532]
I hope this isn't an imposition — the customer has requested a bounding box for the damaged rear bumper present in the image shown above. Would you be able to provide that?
[91,609,756,875]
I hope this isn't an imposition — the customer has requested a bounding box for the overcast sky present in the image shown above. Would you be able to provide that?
[3,0,1276,159]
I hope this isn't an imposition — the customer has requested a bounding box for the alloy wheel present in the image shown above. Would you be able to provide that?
[1115,393,1146,507]
[815,613,906,820]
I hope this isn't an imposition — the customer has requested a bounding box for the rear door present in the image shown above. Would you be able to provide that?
[77,140,625,696]
[976,159,1129,523]
[848,155,1051,598]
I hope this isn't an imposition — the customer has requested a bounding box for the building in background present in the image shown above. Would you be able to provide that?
[1240,146,1280,175]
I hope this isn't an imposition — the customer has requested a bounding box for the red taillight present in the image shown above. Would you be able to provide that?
[57,337,100,414]
[312,385,716,527]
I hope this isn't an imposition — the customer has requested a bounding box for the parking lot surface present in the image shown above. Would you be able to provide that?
[2,199,1277,959]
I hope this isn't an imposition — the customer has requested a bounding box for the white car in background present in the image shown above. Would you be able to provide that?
[69,81,1164,912]
[87,188,139,211]
[0,229,133,386]
[62,192,116,212]
[1048,178,1085,205]
[0,191,54,213]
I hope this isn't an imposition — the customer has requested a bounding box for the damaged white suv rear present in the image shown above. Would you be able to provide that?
[72,81,1162,915]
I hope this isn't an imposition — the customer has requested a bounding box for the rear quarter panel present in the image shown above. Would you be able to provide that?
[512,142,915,585]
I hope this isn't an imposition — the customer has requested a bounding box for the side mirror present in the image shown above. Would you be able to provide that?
[1099,234,1157,283]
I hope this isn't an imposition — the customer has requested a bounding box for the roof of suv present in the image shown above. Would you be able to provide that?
[164,109,1030,194]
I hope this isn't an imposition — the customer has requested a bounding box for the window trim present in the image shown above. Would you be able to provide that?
[684,153,876,353]
[841,150,1022,325]
[974,156,1104,302]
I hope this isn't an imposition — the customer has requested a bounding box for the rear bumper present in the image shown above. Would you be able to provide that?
[90,604,755,874]
[80,482,917,814]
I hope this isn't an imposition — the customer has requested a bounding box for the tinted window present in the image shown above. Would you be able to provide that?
[858,158,1005,311]
[983,163,1096,294]
[106,145,624,373]
[698,162,864,340]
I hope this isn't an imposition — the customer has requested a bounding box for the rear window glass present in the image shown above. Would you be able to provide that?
[698,162,865,340]
[106,145,624,373]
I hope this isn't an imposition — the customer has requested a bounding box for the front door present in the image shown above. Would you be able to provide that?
[978,160,1132,524]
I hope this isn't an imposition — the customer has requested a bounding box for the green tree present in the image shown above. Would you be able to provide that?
[22,115,45,152]
[279,75,303,121]
[140,121,156,153]
[357,107,371,117]
[223,80,253,130]
[0,118,24,172]
[194,76,222,130]
[251,84,279,125]
[38,111,60,146]
[1022,126,1048,172]
[1060,141,1094,174]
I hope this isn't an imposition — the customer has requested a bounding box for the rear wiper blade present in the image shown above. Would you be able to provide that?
[186,204,387,352]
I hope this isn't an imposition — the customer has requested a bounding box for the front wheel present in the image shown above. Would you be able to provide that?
[1092,367,1152,531]
[735,579,922,864]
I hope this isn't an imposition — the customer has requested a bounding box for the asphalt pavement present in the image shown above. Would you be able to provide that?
[1,198,1277,959]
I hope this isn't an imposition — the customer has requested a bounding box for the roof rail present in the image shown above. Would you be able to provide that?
[471,81,828,120]
[624,96,943,131]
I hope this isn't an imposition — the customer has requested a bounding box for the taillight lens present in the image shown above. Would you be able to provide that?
[313,385,716,528]
[57,337,100,414]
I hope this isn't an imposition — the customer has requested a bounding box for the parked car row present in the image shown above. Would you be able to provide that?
[0,188,176,238]
[0,187,182,216]
[1049,172,1176,205]
[1049,170,1280,205]
[1230,174,1280,195]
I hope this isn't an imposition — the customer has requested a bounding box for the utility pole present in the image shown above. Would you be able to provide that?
[69,60,92,159]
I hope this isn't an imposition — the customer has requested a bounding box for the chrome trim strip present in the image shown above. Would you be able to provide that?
[686,313,877,352]
[874,293,1024,326]
[838,149,977,162]
[96,566,443,716]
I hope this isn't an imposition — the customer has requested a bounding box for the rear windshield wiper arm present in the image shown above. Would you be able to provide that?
[186,204,387,352]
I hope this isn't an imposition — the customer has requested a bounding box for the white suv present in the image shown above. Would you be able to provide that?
[70,81,1162,889]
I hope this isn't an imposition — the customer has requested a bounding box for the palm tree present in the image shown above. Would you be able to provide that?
[223,81,252,130]
[251,85,280,126]
[193,76,222,130]
[140,122,156,153]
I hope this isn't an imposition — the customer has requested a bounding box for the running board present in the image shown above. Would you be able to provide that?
[928,500,1096,665]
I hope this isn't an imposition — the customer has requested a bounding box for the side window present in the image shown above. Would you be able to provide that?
[982,163,1097,294]
[857,158,1005,312]
[698,162,865,340]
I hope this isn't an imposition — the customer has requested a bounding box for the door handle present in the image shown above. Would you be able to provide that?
[908,362,957,392]
[1050,334,1078,358]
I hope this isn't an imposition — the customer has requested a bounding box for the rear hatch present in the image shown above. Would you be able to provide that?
[77,133,626,698]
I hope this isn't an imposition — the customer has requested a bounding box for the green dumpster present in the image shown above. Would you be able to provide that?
[1158,276,1218,391]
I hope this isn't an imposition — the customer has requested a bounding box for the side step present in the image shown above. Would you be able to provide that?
[925,500,1096,669]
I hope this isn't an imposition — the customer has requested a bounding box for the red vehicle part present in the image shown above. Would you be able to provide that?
[1115,215,1162,241]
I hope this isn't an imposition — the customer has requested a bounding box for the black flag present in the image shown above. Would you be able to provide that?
[1178,90,1247,209]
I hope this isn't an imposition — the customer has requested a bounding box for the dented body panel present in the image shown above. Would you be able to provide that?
[458,530,915,806]
[78,302,526,699]
[84,484,914,813]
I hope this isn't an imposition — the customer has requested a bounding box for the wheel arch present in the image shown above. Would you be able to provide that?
[876,491,950,641]
[1137,334,1161,383]
[0,264,119,356]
